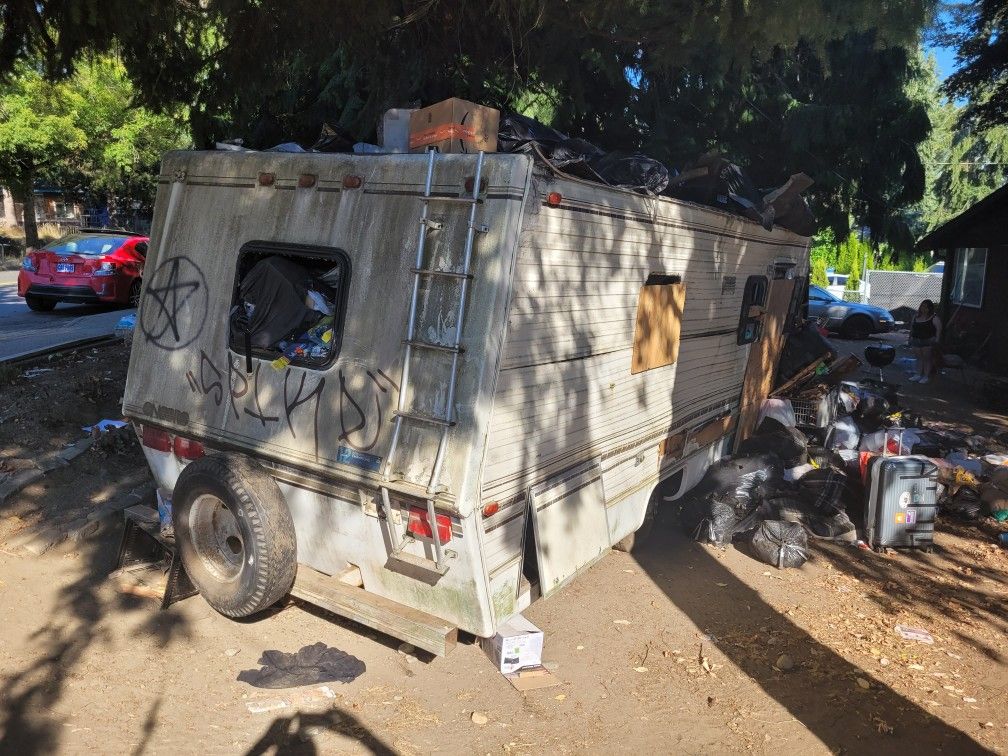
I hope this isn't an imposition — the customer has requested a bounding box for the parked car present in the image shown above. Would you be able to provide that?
[17,229,148,311]
[807,284,895,339]
[926,261,944,274]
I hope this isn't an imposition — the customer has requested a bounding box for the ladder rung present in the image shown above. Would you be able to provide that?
[404,339,464,354]
[424,195,482,205]
[411,268,473,280]
[393,411,456,427]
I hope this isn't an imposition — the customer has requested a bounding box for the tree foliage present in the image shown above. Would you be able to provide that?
[0,1,940,246]
[0,55,188,244]
[941,0,1008,129]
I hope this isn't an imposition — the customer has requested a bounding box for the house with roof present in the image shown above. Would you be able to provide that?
[917,183,1008,373]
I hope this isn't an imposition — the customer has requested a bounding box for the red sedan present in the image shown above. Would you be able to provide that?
[18,229,148,311]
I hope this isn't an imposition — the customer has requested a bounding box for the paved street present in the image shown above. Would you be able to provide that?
[0,270,132,361]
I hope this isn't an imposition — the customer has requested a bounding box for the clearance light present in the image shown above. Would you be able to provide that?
[258,172,275,186]
[546,191,562,207]
[298,173,317,188]
[342,175,363,189]
[481,502,500,518]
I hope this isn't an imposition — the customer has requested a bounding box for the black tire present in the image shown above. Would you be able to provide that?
[841,315,873,340]
[25,294,56,312]
[173,454,297,618]
[614,499,657,552]
[128,278,142,308]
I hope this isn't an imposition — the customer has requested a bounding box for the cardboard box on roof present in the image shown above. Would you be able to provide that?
[409,98,499,154]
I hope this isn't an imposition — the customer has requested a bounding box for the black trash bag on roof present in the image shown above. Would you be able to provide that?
[588,151,671,194]
[497,111,570,154]
[666,154,772,229]
[761,173,817,236]
[748,520,809,569]
[311,123,355,153]
[497,111,670,192]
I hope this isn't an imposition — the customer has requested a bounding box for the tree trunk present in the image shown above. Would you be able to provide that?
[18,183,39,248]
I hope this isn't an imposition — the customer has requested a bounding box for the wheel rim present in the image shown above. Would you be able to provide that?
[188,493,245,582]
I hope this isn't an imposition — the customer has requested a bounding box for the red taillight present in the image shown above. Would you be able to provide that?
[407,506,452,543]
[546,191,562,207]
[141,425,171,452]
[173,436,205,460]
[482,501,500,518]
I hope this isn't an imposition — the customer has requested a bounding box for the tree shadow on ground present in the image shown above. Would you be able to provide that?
[630,503,990,753]
[0,523,191,755]
[244,707,395,755]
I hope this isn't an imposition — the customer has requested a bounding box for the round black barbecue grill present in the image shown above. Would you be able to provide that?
[864,343,896,382]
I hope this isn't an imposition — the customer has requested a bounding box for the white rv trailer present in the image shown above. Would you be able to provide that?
[123,149,809,655]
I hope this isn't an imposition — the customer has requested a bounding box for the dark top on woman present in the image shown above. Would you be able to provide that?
[911,316,937,340]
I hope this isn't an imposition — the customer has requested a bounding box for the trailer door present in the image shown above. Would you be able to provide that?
[528,459,610,597]
[735,264,797,444]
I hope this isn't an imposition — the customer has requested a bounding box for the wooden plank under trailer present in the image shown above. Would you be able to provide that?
[290,566,459,658]
[114,509,458,657]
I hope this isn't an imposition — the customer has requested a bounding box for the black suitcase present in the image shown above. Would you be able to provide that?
[864,454,938,551]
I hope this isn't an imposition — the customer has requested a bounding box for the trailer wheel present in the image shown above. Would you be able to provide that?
[173,454,296,618]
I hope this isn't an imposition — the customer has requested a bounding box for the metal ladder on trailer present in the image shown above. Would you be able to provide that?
[380,149,487,576]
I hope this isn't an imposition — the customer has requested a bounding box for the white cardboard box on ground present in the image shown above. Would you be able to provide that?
[482,614,544,674]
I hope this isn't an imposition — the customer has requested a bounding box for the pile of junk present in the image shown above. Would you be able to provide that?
[217,97,815,238]
[677,323,1008,569]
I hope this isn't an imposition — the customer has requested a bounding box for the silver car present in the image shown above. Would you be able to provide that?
[807,284,895,339]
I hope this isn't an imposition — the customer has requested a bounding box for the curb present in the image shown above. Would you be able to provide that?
[0,437,95,504]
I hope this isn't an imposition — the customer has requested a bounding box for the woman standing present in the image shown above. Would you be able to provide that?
[908,299,941,384]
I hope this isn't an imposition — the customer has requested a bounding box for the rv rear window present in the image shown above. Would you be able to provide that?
[737,275,768,345]
[228,241,351,370]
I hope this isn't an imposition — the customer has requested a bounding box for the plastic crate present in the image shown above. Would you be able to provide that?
[791,388,837,430]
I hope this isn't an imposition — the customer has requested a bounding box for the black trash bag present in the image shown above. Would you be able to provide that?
[748,520,809,569]
[497,111,669,192]
[229,257,336,358]
[853,393,890,433]
[796,467,849,514]
[775,321,836,389]
[311,123,355,153]
[680,493,758,545]
[588,151,671,194]
[737,418,809,469]
[694,453,784,499]
[497,111,570,154]
[941,488,983,520]
[666,154,772,229]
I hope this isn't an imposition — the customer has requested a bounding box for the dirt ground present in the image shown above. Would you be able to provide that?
[0,340,1007,755]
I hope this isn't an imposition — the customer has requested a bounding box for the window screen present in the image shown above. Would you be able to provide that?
[631,275,686,374]
[228,241,351,371]
[951,247,987,308]
[737,275,768,345]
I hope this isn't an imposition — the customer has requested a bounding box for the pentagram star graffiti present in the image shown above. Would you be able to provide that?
[139,255,209,350]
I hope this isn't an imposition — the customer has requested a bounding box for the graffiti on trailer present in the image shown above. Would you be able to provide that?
[185,351,398,460]
[140,256,208,350]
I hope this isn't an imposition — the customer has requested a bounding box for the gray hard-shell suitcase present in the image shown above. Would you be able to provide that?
[864,455,938,551]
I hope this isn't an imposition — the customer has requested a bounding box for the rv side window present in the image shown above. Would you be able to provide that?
[737,275,768,345]
[784,275,807,334]
[631,274,685,374]
[228,241,351,370]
